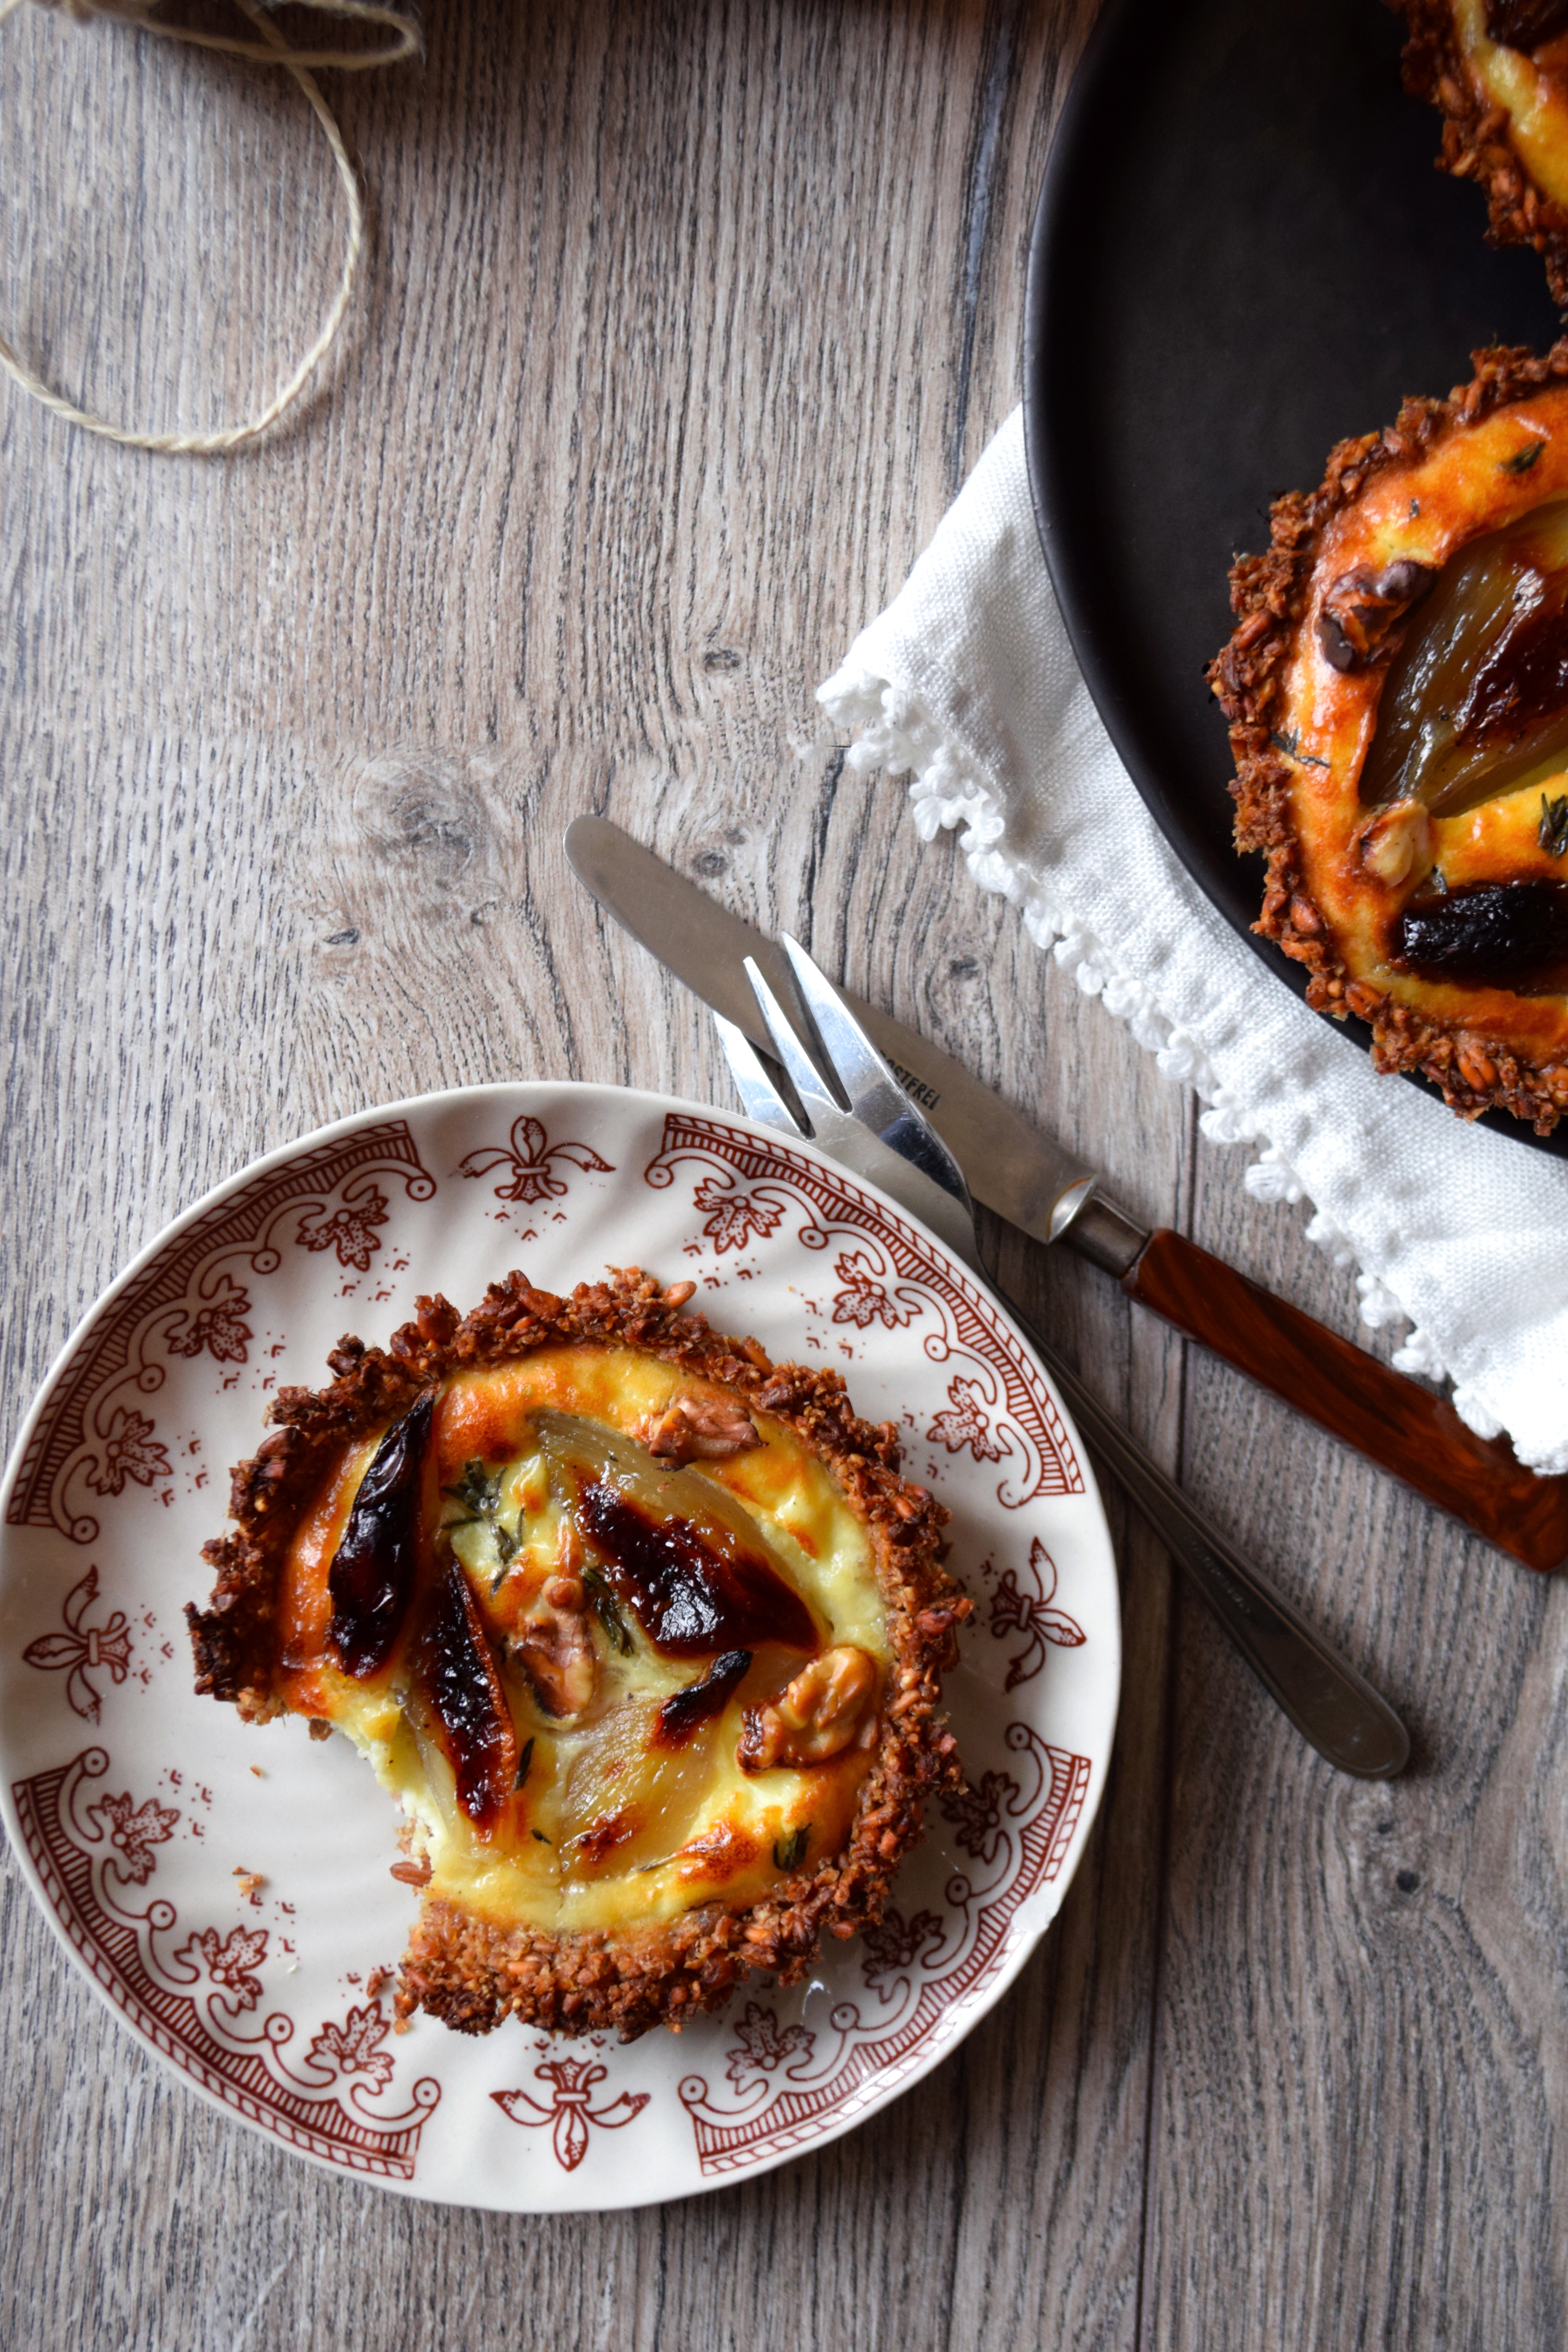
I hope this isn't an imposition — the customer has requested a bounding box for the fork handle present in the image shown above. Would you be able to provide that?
[1119,1229,1568,1573]
[1000,1291,1410,1777]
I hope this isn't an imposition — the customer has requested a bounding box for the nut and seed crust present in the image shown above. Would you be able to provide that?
[1396,0,1568,307]
[1207,339,1568,1132]
[187,1267,969,2041]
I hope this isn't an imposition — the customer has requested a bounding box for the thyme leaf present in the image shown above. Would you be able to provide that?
[582,1566,635,1655]
[1269,726,1329,771]
[515,1737,534,1791]
[1430,865,1449,894]
[1502,441,1544,474]
[531,1829,552,1845]
[1541,793,1568,858]
[442,1460,505,1518]
[444,1457,520,1587]
[773,1824,811,1871]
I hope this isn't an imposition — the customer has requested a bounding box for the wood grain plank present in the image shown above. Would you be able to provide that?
[0,2,1186,2347]
[1131,1131,1568,2349]
[12,0,1562,2342]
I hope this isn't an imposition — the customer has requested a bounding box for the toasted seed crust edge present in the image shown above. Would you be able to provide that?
[187,1266,970,2042]
[1396,0,1568,309]
[1205,338,1568,1134]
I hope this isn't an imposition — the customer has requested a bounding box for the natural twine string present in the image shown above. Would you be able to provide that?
[0,0,421,453]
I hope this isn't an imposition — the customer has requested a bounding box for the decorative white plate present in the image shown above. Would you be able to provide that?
[0,1083,1120,2211]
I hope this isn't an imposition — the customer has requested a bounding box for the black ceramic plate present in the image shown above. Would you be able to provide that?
[1025,0,1568,1154]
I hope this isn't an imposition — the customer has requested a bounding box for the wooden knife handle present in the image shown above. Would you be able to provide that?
[1121,1227,1568,1572]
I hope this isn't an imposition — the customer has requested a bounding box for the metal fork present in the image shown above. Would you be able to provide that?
[713,936,1409,1780]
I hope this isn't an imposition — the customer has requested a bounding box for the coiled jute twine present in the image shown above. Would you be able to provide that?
[0,0,421,452]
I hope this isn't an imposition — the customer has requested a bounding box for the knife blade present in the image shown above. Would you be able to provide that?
[564,813,1103,1248]
[563,812,1568,1572]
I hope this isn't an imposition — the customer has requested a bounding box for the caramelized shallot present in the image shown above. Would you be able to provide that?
[327,1394,434,1679]
[1362,501,1568,817]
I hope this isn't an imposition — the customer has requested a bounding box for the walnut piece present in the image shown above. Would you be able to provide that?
[1356,797,1433,886]
[739,1645,879,1771]
[508,1525,599,1719]
[635,1390,762,1463]
[1317,559,1434,673]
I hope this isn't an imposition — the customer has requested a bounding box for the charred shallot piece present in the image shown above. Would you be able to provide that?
[416,1560,519,1830]
[654,1648,754,1748]
[577,1480,818,1658]
[327,1394,433,1678]
[1361,502,1568,817]
[1396,878,1568,989]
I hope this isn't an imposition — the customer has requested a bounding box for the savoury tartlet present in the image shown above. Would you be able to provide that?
[1209,340,1568,1129]
[187,1268,968,2040]
[1399,0,1568,305]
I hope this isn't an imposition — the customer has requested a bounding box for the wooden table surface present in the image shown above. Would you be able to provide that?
[3,4,1565,2345]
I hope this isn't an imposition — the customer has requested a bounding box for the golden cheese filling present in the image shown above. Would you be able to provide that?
[1452,0,1568,212]
[274,1345,890,1936]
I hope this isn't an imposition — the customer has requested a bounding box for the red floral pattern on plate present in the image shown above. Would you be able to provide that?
[988,1537,1085,1689]
[860,1906,946,1987]
[165,1278,253,1366]
[830,1249,922,1330]
[297,1189,390,1272]
[4,1121,437,1544]
[492,2059,651,2172]
[309,2002,397,2092]
[86,1786,180,1884]
[679,1724,1091,2177]
[691,1173,786,1254]
[84,1411,171,1498]
[11,1750,439,2180]
[457,1114,615,1205]
[22,1567,132,1721]
[175,1924,269,2010]
[724,2002,814,2089]
[927,1376,1007,1464]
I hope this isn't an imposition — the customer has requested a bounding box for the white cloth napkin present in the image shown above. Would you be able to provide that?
[818,408,1568,1475]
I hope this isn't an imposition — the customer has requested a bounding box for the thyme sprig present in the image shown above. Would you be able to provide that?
[773,1824,811,1871]
[1269,727,1329,771]
[439,1457,519,1588]
[581,1566,634,1655]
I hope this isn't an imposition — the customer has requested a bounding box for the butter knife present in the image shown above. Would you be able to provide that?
[564,814,1568,1572]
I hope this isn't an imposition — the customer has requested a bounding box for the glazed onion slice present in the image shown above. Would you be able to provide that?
[1396,878,1568,991]
[414,1559,520,1831]
[327,1394,434,1678]
[532,1411,820,1659]
[1362,499,1568,817]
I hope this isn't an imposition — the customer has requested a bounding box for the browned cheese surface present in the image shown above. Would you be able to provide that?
[2,2,1565,2345]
